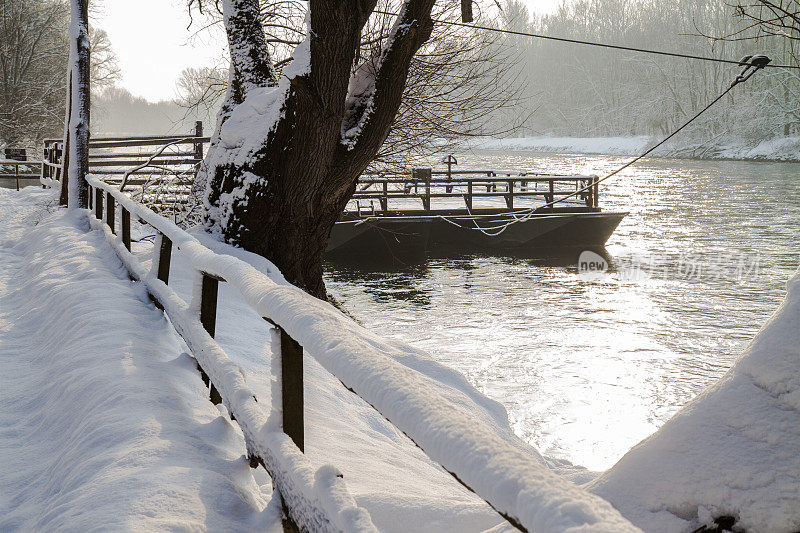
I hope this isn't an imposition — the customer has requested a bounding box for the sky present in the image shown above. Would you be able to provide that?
[96,0,561,103]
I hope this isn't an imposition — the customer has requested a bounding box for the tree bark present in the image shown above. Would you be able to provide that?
[203,0,435,298]
[66,0,90,209]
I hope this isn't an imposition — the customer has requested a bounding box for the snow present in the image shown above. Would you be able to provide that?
[341,56,380,149]
[282,14,312,80]
[463,135,800,161]
[587,266,800,532]
[0,187,278,531]
[11,176,799,531]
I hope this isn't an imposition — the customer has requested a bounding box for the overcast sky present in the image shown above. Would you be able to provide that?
[96,1,560,103]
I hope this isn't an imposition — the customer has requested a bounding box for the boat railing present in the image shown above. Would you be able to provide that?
[354,171,600,212]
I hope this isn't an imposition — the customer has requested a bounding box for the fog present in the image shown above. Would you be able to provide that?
[90,0,798,150]
[489,0,798,145]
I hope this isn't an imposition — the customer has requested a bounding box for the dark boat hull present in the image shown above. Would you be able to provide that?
[326,210,626,255]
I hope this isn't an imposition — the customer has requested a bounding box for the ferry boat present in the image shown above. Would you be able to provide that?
[327,167,627,255]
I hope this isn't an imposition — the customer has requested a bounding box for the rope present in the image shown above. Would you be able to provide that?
[373,10,800,70]
[448,59,769,236]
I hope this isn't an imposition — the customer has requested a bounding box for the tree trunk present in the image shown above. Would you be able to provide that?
[202,0,435,299]
[66,0,90,209]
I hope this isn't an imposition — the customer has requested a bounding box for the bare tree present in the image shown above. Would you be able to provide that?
[181,0,523,169]
[190,0,466,298]
[190,0,520,298]
[0,0,118,149]
[90,27,120,92]
[0,0,69,147]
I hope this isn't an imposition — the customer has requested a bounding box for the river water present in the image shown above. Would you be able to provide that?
[324,151,800,472]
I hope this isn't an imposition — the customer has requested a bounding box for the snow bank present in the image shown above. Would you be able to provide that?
[465,136,651,156]
[462,135,800,161]
[587,267,800,532]
[87,176,638,532]
[0,188,277,530]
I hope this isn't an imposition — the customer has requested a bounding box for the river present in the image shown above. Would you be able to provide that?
[324,151,800,472]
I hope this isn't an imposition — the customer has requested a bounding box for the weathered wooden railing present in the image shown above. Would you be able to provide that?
[0,159,42,190]
[84,174,375,531]
[353,169,599,212]
[354,169,600,213]
[42,122,208,207]
[55,172,638,532]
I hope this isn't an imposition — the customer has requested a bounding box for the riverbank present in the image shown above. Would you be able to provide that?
[462,135,800,162]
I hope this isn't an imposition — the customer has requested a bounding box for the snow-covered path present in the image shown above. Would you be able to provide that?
[0,188,277,530]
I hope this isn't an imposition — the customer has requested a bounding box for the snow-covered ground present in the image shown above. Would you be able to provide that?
[587,265,800,532]
[2,185,798,532]
[463,135,800,161]
[0,188,561,530]
[0,188,278,530]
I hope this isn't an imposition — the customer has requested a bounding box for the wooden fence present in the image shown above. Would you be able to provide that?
[0,160,41,191]
[57,171,638,533]
[41,122,208,213]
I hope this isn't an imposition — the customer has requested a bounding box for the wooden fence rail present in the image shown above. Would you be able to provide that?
[83,175,374,531]
[353,173,600,212]
[0,160,42,191]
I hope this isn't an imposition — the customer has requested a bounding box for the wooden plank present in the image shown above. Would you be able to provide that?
[89,158,200,167]
[88,151,196,159]
[89,137,210,149]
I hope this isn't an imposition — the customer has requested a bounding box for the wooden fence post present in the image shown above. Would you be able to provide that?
[413,168,432,211]
[41,147,48,186]
[280,328,304,452]
[593,177,599,208]
[505,179,514,209]
[157,234,172,284]
[95,187,103,220]
[199,273,222,405]
[194,121,204,161]
[106,191,115,234]
[121,207,131,251]
[380,180,388,212]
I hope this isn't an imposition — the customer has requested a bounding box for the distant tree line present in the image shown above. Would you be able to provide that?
[93,86,214,136]
[492,0,799,145]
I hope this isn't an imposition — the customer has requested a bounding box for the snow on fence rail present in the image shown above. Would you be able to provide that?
[62,174,639,532]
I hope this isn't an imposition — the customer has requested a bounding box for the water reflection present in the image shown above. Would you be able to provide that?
[325,153,800,472]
